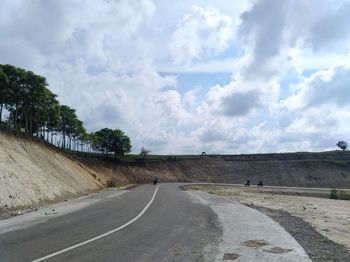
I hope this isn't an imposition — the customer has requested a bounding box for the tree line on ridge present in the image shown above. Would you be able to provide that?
[0,64,131,157]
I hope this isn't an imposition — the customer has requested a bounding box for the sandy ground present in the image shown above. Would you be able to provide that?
[187,185,350,251]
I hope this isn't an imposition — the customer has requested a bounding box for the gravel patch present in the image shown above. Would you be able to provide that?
[247,204,350,262]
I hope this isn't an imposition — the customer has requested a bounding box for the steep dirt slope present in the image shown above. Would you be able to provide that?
[0,131,104,210]
[77,153,350,189]
[175,155,350,188]
[78,158,191,186]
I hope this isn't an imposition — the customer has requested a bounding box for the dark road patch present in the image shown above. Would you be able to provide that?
[263,247,293,254]
[241,239,269,248]
[223,253,240,260]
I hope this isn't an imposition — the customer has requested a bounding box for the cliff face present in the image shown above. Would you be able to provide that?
[77,158,192,186]
[173,156,350,188]
[1,130,350,212]
[78,153,350,189]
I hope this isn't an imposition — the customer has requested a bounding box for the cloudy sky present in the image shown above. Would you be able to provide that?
[1,0,350,154]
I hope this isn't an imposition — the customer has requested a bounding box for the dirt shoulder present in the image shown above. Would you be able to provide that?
[249,205,350,262]
[185,185,350,261]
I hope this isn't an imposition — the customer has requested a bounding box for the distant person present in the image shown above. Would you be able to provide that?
[153,175,159,185]
[244,180,250,186]
[258,181,263,187]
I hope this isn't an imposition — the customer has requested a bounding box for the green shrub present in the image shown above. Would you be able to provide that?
[108,180,116,188]
[330,189,338,199]
[330,189,350,200]
[339,190,350,200]
[330,160,350,167]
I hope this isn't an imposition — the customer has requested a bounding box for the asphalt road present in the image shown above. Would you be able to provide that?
[0,184,221,262]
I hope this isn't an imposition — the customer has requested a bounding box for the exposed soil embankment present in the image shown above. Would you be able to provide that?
[2,130,350,212]
[0,131,103,212]
[175,155,350,188]
[77,158,192,186]
[81,153,350,190]
[0,131,189,213]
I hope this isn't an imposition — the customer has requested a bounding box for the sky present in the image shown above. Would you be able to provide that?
[1,0,350,154]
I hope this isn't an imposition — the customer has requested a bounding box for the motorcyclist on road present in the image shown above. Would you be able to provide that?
[153,175,159,185]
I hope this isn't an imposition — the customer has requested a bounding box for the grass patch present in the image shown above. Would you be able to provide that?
[64,150,201,162]
[330,189,350,200]
[120,154,201,161]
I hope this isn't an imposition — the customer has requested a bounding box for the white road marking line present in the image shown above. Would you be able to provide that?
[32,185,160,262]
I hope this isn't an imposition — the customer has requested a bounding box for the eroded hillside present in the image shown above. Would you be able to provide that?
[0,131,103,210]
[0,131,189,212]
[176,154,350,188]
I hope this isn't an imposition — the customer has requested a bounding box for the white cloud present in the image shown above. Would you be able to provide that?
[289,49,349,71]
[0,0,156,70]
[272,62,350,151]
[237,0,350,80]
[281,62,350,110]
[2,0,350,154]
[304,0,350,52]
[186,0,350,154]
[155,90,192,124]
[170,5,234,64]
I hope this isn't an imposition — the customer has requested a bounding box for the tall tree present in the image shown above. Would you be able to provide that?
[0,67,10,123]
[337,141,347,151]
[92,128,113,154]
[1,65,26,130]
[0,64,132,156]
[140,147,151,160]
[110,129,131,158]
[92,128,131,157]
[59,105,79,149]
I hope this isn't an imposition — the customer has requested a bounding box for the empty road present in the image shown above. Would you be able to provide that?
[0,184,310,261]
[0,184,221,261]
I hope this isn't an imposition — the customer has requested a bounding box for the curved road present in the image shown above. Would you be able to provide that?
[0,183,310,261]
[0,184,220,262]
